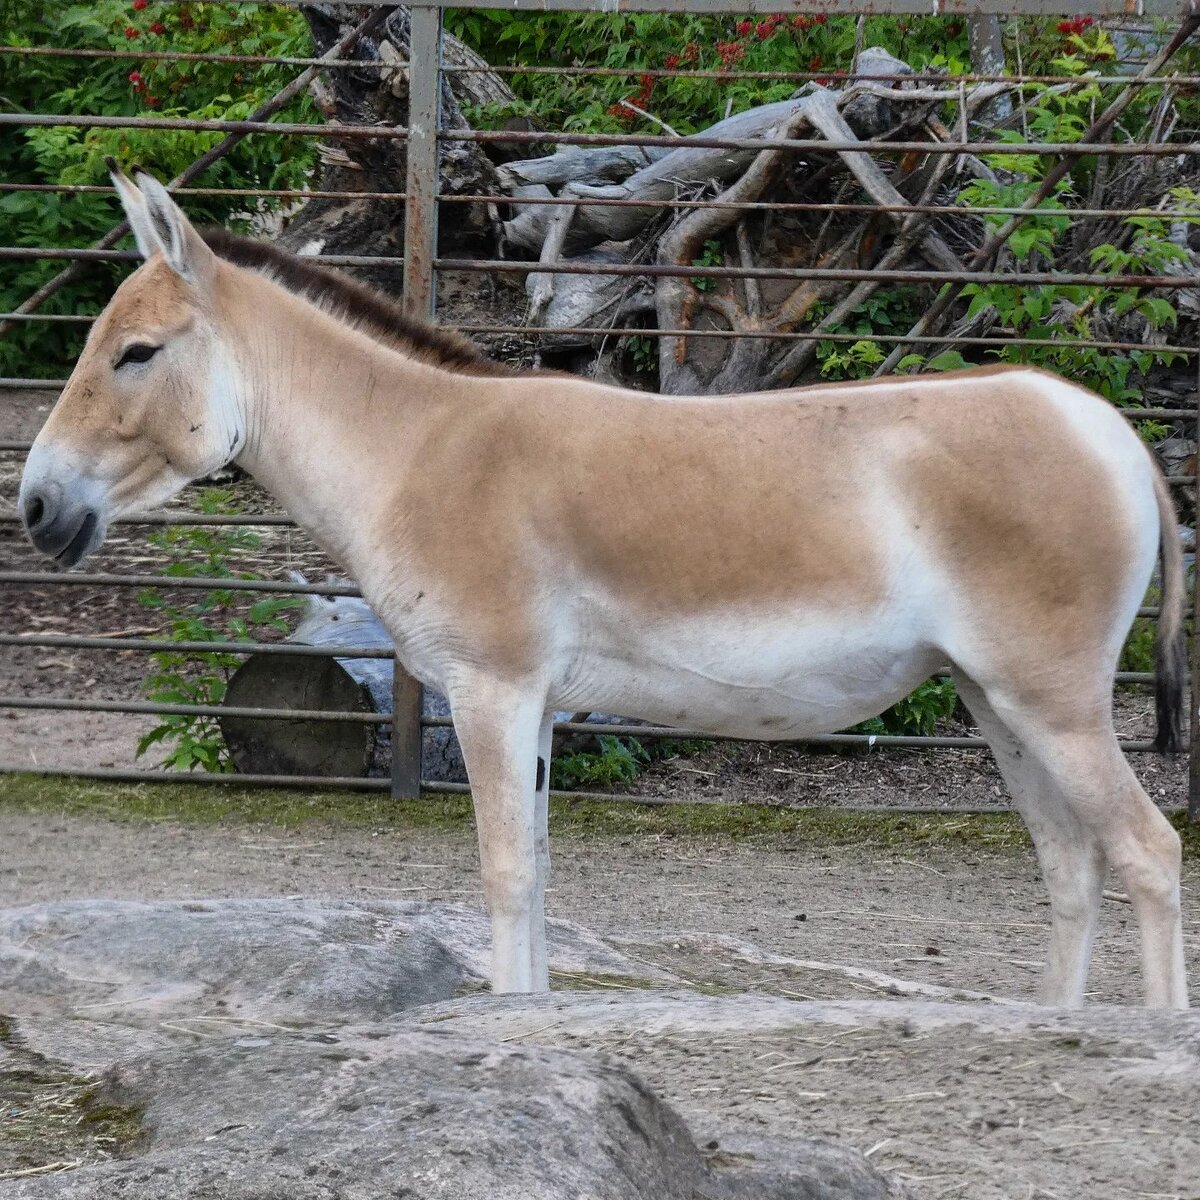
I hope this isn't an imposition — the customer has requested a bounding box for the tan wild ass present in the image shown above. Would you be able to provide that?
[19,165,1188,1006]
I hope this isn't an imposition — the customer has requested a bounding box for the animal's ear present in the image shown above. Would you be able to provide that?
[106,157,160,261]
[131,167,216,286]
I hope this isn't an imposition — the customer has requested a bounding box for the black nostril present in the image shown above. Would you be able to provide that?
[24,493,45,531]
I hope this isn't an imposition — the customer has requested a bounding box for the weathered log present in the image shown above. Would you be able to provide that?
[502,97,820,256]
[218,579,468,783]
[220,653,378,779]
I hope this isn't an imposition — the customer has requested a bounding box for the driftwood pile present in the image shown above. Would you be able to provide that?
[280,6,1200,399]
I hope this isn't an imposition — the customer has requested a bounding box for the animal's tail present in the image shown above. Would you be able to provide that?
[1152,464,1187,753]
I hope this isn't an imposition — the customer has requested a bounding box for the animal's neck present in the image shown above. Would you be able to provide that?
[220,268,461,591]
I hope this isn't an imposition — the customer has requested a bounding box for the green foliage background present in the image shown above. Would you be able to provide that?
[0,0,316,379]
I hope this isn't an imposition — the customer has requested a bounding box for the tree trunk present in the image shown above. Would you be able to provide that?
[280,4,513,286]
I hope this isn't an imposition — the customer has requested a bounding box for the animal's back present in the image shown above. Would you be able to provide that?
[513,365,1154,624]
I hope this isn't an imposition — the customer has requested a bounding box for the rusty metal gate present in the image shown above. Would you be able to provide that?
[2,0,1199,812]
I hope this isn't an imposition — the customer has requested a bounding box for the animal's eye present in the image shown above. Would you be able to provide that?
[115,343,161,370]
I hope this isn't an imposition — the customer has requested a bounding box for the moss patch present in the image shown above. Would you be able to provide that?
[0,1037,144,1175]
[1,773,1196,856]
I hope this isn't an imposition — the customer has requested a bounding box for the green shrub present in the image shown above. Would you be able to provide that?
[0,0,317,378]
[551,734,649,790]
[447,10,974,137]
[855,678,960,739]
[135,488,302,771]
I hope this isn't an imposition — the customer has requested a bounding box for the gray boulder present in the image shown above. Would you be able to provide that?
[2,1027,890,1199]
[0,899,894,1199]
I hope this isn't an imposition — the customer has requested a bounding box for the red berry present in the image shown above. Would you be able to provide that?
[664,54,680,69]
[145,95,158,106]
[735,20,752,36]
[149,21,165,34]
[716,40,746,66]
[815,12,827,24]
[128,70,142,83]
[124,26,139,38]
[809,55,823,69]
[755,21,774,39]
[792,14,810,29]
[1057,20,1073,34]
[132,0,147,8]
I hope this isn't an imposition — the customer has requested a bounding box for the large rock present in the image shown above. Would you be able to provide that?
[1,1025,890,1199]
[0,899,895,1200]
[0,898,669,1065]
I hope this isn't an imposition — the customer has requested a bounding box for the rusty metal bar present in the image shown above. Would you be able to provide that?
[145,0,1200,18]
[441,258,1200,289]
[0,111,395,139]
[0,760,1124,814]
[452,326,1200,357]
[0,631,1156,685]
[6,183,1199,224]
[440,194,1200,221]
[5,311,1195,359]
[0,695,1161,755]
[0,510,297,526]
[0,581,1169,619]
[0,46,392,69]
[13,247,1192,290]
[0,5,389,339]
[3,111,1197,159]
[2,43,1195,87]
[0,184,408,203]
[0,695,389,724]
[0,571,363,597]
[444,64,1200,85]
[450,129,1200,157]
[0,633,391,660]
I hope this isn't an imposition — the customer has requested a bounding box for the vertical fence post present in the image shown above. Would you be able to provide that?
[1190,351,1200,821]
[390,0,443,801]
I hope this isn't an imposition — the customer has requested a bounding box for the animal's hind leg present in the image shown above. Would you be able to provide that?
[959,674,1186,1008]
[954,674,1106,1006]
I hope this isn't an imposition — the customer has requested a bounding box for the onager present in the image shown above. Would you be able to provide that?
[20,165,1188,1007]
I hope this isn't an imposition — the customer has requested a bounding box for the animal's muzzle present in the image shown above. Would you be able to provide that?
[22,486,100,566]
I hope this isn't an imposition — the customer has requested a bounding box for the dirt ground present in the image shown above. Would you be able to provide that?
[0,805,1197,1198]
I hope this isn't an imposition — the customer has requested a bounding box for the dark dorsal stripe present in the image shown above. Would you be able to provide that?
[200,227,511,377]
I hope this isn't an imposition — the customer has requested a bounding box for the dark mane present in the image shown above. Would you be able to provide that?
[201,228,511,377]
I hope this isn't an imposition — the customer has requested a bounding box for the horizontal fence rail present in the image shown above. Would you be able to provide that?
[3,0,1199,814]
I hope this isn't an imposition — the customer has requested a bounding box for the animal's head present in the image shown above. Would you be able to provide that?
[20,163,242,567]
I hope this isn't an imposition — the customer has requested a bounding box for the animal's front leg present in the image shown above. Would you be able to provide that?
[450,683,549,993]
[530,712,554,986]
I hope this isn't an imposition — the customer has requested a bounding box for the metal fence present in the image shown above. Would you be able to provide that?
[2,0,1199,811]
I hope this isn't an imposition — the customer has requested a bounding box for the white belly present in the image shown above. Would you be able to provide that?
[549,598,943,739]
